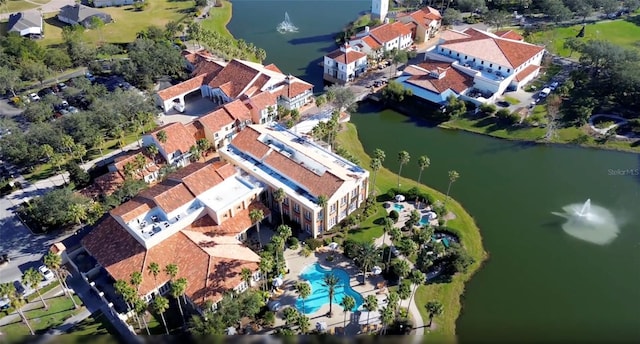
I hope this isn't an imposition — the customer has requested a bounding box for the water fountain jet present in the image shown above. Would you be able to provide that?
[552,199,619,245]
[277,12,299,33]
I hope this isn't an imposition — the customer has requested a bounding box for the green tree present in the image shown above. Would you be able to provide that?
[153,295,171,335]
[147,262,160,285]
[165,263,178,282]
[156,130,168,143]
[273,188,286,224]
[258,254,274,291]
[381,80,412,103]
[189,144,202,162]
[322,273,339,317]
[442,8,463,25]
[44,251,78,308]
[41,144,54,161]
[484,10,511,30]
[397,150,410,188]
[355,241,381,284]
[283,307,299,327]
[391,50,409,77]
[297,313,310,334]
[0,65,21,97]
[425,301,444,327]
[363,294,378,330]
[317,195,328,232]
[295,281,311,314]
[398,280,412,301]
[369,158,382,196]
[67,203,88,226]
[50,153,68,184]
[444,170,460,208]
[146,144,159,163]
[380,305,395,335]
[340,295,356,329]
[417,155,430,184]
[11,296,34,335]
[171,277,188,326]
[392,259,411,284]
[22,268,48,309]
[407,270,426,311]
[373,148,386,163]
[249,208,265,249]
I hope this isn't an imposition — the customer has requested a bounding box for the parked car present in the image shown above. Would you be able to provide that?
[390,246,399,257]
[549,81,559,91]
[496,101,510,107]
[13,281,26,296]
[0,297,9,311]
[67,106,79,114]
[37,88,55,97]
[539,87,551,98]
[85,72,96,82]
[29,93,40,102]
[58,82,68,90]
[39,265,55,280]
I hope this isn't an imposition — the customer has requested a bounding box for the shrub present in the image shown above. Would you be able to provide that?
[262,311,275,326]
[323,237,332,246]
[386,189,396,199]
[478,103,497,117]
[305,238,323,250]
[389,210,399,223]
[288,237,299,250]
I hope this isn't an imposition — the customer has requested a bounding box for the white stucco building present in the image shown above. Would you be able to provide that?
[349,20,414,58]
[323,44,368,84]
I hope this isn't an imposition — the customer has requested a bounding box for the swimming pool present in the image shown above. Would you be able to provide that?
[394,203,405,211]
[295,263,363,315]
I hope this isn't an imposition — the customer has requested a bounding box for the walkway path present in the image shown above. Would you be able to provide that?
[588,114,634,139]
[0,0,75,20]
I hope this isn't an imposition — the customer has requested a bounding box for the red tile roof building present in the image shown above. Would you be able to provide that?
[396,6,442,43]
[220,124,369,238]
[81,161,270,308]
[323,44,368,84]
[348,20,414,56]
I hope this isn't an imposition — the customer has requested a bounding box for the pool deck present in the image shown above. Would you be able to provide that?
[274,246,389,335]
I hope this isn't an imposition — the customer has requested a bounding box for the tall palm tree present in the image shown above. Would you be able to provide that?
[276,224,292,243]
[44,251,77,308]
[297,313,310,334]
[171,277,188,326]
[417,155,430,184]
[0,282,14,300]
[295,281,311,314]
[92,134,105,156]
[153,295,171,335]
[68,203,88,226]
[240,268,252,289]
[369,158,382,196]
[271,235,285,274]
[133,297,151,335]
[258,255,274,291]
[340,295,356,329]
[363,295,378,331]
[11,296,34,335]
[386,227,402,272]
[386,291,401,317]
[392,259,411,284]
[380,305,395,335]
[156,130,168,143]
[249,209,264,249]
[61,135,75,154]
[123,162,137,180]
[50,153,67,184]
[407,270,426,312]
[196,138,211,156]
[273,188,286,224]
[356,241,381,284]
[22,268,47,310]
[165,264,178,283]
[382,216,394,252]
[426,301,444,327]
[373,148,386,163]
[114,279,137,325]
[444,170,460,207]
[397,151,411,188]
[41,144,54,161]
[322,273,339,317]
[147,262,160,286]
[130,271,142,293]
[146,144,159,164]
[317,195,328,233]
[134,154,147,171]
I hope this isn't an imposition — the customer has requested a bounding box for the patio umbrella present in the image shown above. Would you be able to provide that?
[225,327,237,335]
[372,266,382,275]
[328,242,339,250]
[395,194,405,202]
[316,321,328,332]
[272,277,284,287]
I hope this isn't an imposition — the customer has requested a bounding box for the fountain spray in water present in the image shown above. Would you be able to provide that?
[277,12,299,33]
[551,199,619,245]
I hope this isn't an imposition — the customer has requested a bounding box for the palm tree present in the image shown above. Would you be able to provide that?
[146,144,159,163]
[273,188,286,224]
[392,259,411,284]
[43,251,77,308]
[61,135,75,154]
[153,295,171,335]
[386,227,402,272]
[258,255,274,291]
[369,158,382,196]
[297,313,310,334]
[123,162,137,180]
[283,307,299,327]
[380,306,395,335]
[68,203,88,226]
[133,297,151,335]
[249,209,264,249]
[40,144,54,161]
[386,291,400,317]
[271,235,285,273]
[417,155,430,184]
[397,151,410,188]
[11,296,34,335]
[407,270,426,311]
[0,282,14,300]
[165,264,178,283]
[171,277,188,326]
[276,224,292,243]
[50,153,67,184]
[356,241,381,284]
[134,154,147,171]
[130,271,142,293]
[317,195,328,232]
[189,145,202,162]
[156,130,168,143]
[22,268,48,310]
[92,134,105,156]
[114,279,137,324]
[196,138,211,156]
[363,295,378,331]
[373,148,386,163]
[147,262,160,286]
[295,281,311,314]
[425,301,444,327]
[322,273,339,317]
[340,295,356,329]
[241,268,252,289]
[444,170,460,207]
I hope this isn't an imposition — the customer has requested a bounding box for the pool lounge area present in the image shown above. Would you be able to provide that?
[295,263,363,315]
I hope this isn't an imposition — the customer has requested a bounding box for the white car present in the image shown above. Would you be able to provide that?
[29,93,40,102]
[38,265,55,280]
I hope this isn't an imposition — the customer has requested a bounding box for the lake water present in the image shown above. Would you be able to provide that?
[227,2,640,341]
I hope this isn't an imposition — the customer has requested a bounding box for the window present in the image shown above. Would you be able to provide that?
[489,64,493,68]
[507,69,511,73]
[215,133,219,138]
[294,203,300,213]
[473,58,476,62]
[304,223,311,233]
[330,203,337,213]
[498,66,502,70]
[304,210,311,221]
[481,61,484,65]
[284,198,289,205]
[351,189,358,198]
[456,53,459,57]
[341,195,347,204]
[465,56,468,60]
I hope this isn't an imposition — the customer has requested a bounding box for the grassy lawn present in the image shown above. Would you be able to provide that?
[0,295,83,342]
[440,116,640,153]
[200,1,234,41]
[39,0,196,47]
[348,203,387,243]
[63,310,122,342]
[2,0,40,13]
[503,95,520,105]
[336,123,488,341]
[526,17,640,57]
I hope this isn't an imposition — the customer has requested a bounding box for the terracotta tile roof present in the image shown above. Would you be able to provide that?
[222,99,252,122]
[138,180,196,214]
[245,74,271,97]
[404,61,474,94]
[93,171,125,196]
[277,78,313,99]
[194,60,226,80]
[246,91,276,113]
[263,150,344,197]
[370,21,412,44]
[185,121,206,141]
[156,74,206,101]
[215,162,237,179]
[514,65,540,82]
[207,60,260,98]
[401,6,442,28]
[264,64,283,73]
[197,108,235,134]
[494,30,523,41]
[185,202,269,237]
[149,122,197,157]
[230,127,271,160]
[167,162,227,196]
[439,29,470,41]
[113,150,152,171]
[110,197,156,223]
[361,36,382,50]
[326,47,367,64]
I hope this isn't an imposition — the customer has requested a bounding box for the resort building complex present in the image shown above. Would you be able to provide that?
[323,44,368,84]
[221,124,370,238]
[348,20,414,57]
